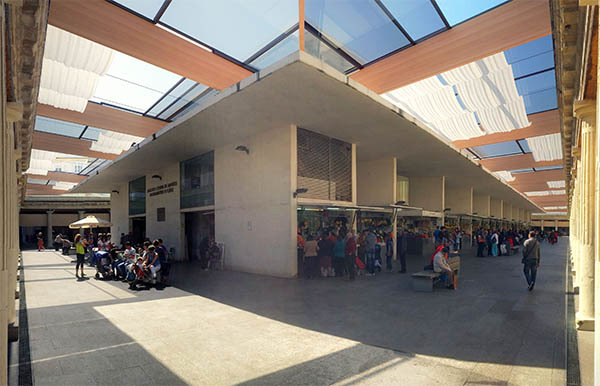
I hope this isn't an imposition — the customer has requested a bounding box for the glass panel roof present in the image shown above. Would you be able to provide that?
[157,84,209,120]
[534,165,563,171]
[146,78,194,117]
[160,0,298,62]
[380,0,446,41]
[304,30,355,73]
[516,70,555,95]
[505,35,553,64]
[517,139,531,153]
[435,0,509,26]
[521,88,557,114]
[305,0,410,64]
[516,69,557,114]
[509,168,534,174]
[251,31,299,70]
[510,52,554,79]
[111,0,165,20]
[35,116,85,138]
[92,52,182,113]
[471,140,522,158]
[80,127,106,142]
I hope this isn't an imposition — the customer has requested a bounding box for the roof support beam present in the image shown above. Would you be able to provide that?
[452,110,560,149]
[33,131,119,160]
[479,153,563,172]
[48,0,252,90]
[509,169,566,185]
[26,171,87,183]
[37,103,164,138]
[350,0,551,94]
[26,184,65,196]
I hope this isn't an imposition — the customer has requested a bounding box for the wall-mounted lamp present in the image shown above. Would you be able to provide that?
[151,175,162,181]
[395,200,406,205]
[293,188,308,198]
[443,208,452,212]
[472,212,478,215]
[111,190,119,194]
[235,145,250,154]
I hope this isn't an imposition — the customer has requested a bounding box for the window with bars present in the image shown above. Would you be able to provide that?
[297,128,352,202]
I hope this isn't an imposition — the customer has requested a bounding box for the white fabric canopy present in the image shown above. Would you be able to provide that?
[525,189,566,197]
[547,180,566,188]
[493,171,515,182]
[52,182,77,191]
[526,133,563,161]
[39,26,114,112]
[69,215,112,229]
[382,51,530,143]
[90,131,144,155]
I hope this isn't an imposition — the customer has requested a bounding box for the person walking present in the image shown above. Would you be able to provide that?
[344,232,356,280]
[303,235,318,279]
[333,234,346,277]
[476,232,486,257]
[74,234,87,279]
[37,232,44,251]
[365,229,377,276]
[385,233,394,272]
[397,229,407,273]
[522,231,540,291]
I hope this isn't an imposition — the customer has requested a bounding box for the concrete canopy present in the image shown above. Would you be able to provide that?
[73,52,540,212]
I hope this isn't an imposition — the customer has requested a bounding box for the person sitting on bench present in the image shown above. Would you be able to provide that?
[433,247,455,290]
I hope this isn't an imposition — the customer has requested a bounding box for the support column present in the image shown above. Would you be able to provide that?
[78,210,85,237]
[574,100,596,330]
[46,209,54,248]
[490,198,502,221]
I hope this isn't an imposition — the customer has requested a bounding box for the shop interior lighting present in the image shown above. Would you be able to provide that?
[39,26,114,112]
[526,133,562,161]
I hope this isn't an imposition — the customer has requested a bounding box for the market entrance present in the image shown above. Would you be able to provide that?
[184,210,215,262]
[129,216,146,245]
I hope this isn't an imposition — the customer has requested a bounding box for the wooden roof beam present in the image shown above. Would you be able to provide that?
[49,0,252,91]
[26,184,66,196]
[37,103,165,138]
[350,0,551,94]
[33,131,119,161]
[479,153,563,172]
[453,110,560,149]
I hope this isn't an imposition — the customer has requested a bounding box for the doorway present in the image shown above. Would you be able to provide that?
[129,217,146,245]
[184,211,215,261]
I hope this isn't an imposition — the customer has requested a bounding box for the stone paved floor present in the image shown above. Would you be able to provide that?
[12,240,567,385]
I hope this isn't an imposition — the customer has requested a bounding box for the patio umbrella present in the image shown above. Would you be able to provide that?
[68,215,112,229]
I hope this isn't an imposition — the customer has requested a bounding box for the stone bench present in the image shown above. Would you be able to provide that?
[412,256,460,292]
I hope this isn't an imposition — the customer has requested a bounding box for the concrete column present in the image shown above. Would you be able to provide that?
[574,100,595,330]
[77,210,85,237]
[356,157,396,206]
[445,185,473,215]
[473,194,490,217]
[46,209,54,248]
[594,69,600,384]
[573,161,582,287]
[408,176,445,212]
[490,198,502,221]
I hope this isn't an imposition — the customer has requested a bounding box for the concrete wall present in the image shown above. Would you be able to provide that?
[110,182,130,242]
[145,163,182,259]
[357,157,396,206]
[214,125,296,277]
[445,186,473,215]
[503,201,512,221]
[473,194,490,217]
[409,176,445,211]
[490,198,503,219]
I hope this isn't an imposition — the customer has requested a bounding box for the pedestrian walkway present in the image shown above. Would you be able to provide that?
[12,241,567,385]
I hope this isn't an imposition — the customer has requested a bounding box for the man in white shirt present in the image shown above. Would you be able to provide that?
[433,247,456,289]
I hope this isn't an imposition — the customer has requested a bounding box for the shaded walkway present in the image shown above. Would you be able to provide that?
[13,241,567,385]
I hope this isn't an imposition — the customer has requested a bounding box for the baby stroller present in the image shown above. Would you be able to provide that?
[94,251,115,280]
[128,262,160,290]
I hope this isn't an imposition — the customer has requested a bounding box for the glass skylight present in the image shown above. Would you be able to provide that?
[251,31,299,70]
[380,0,446,41]
[305,30,355,73]
[35,116,86,138]
[510,168,534,174]
[160,0,298,62]
[305,0,410,64]
[505,35,553,64]
[80,127,106,142]
[92,52,182,113]
[110,0,165,20]
[534,165,563,171]
[471,141,522,158]
[435,0,509,26]
[516,69,557,114]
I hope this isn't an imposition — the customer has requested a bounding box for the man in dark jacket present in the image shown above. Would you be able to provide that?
[344,232,356,280]
[522,231,541,291]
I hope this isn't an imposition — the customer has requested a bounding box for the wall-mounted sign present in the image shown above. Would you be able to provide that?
[157,207,166,222]
[147,181,177,197]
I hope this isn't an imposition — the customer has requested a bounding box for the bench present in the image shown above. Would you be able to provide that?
[412,256,460,292]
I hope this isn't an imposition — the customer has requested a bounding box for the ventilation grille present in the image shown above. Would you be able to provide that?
[297,128,352,202]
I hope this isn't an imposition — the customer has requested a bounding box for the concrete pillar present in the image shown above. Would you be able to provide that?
[490,198,502,221]
[77,210,85,237]
[594,66,600,384]
[445,185,473,215]
[408,176,445,212]
[473,194,490,217]
[574,100,596,331]
[356,157,396,206]
[46,209,54,248]
[573,161,582,287]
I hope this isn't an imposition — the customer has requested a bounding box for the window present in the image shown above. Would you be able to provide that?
[396,175,409,204]
[180,151,214,209]
[129,176,146,215]
[297,128,352,202]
